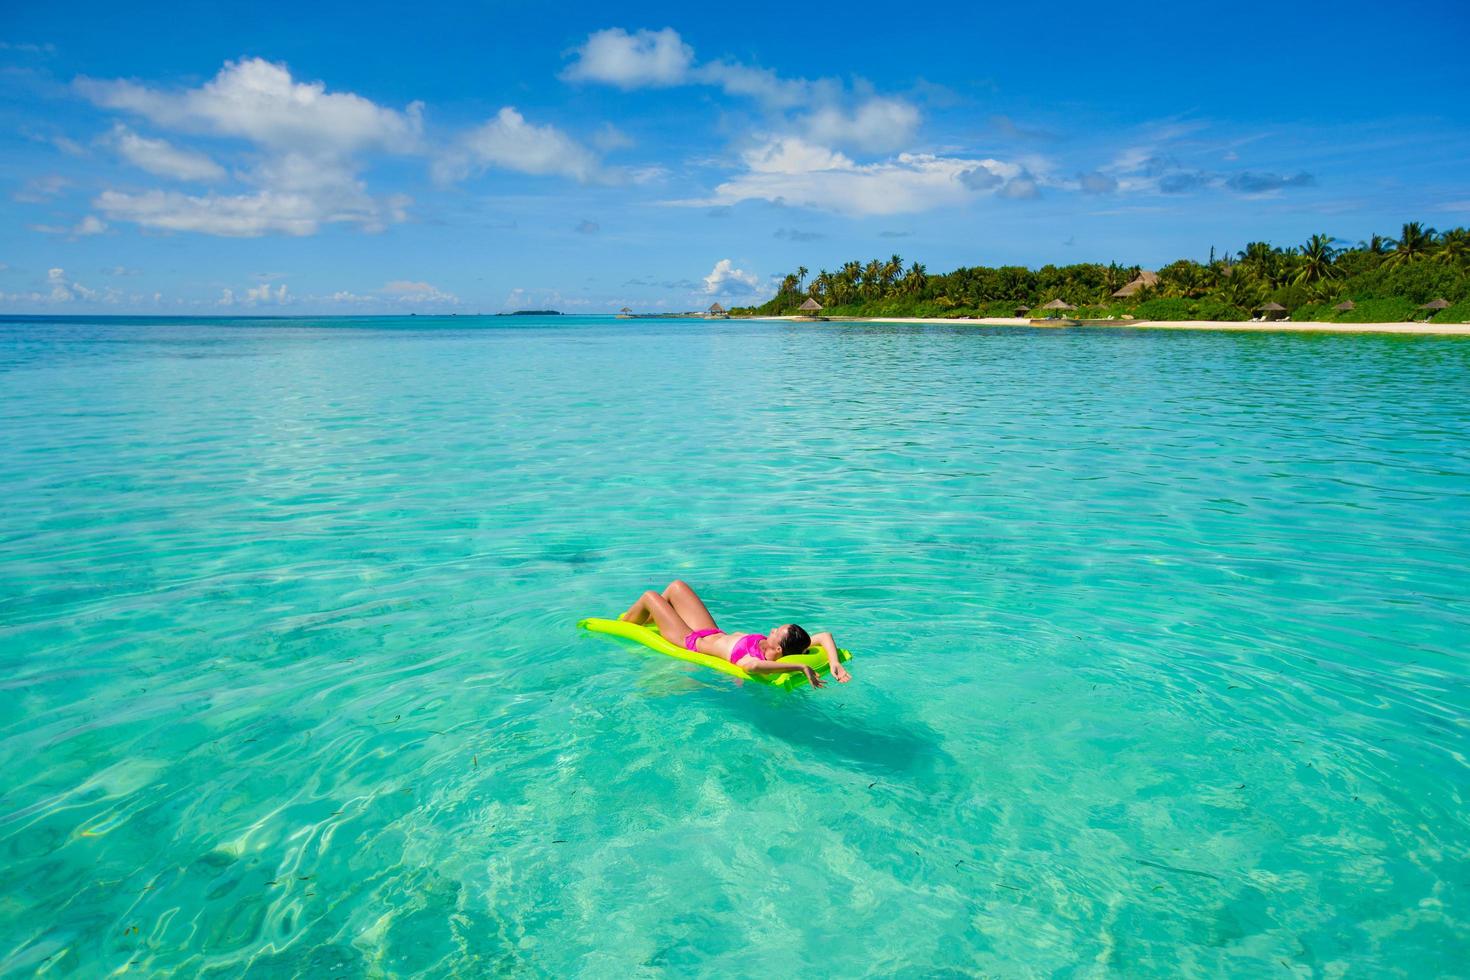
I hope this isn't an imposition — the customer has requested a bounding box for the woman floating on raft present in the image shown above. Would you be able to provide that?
[620,580,852,688]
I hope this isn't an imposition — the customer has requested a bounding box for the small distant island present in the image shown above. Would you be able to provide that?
[498,310,562,316]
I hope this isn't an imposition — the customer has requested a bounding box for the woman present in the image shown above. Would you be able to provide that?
[620,580,851,687]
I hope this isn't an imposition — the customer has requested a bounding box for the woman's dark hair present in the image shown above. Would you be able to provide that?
[778,624,811,657]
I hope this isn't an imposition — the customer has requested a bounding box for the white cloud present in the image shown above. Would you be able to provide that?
[97,188,342,236]
[1,267,119,306]
[78,58,419,237]
[694,60,815,108]
[563,28,917,152]
[94,154,408,236]
[246,282,288,303]
[703,258,760,295]
[591,122,634,152]
[381,280,457,303]
[331,280,459,306]
[76,58,422,156]
[685,137,1025,216]
[13,174,70,203]
[46,267,96,301]
[30,214,108,237]
[438,107,601,184]
[107,124,225,181]
[561,28,694,88]
[219,281,291,307]
[800,98,921,154]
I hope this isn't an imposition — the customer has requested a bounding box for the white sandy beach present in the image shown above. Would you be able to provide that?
[756,316,1470,336]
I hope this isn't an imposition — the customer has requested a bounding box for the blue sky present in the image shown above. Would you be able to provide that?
[3,0,1469,314]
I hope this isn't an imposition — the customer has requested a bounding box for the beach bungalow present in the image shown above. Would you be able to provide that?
[1421,298,1450,312]
[617,306,633,319]
[1040,299,1077,312]
[707,302,728,318]
[1111,270,1159,299]
[1254,302,1288,321]
[797,298,826,320]
[1014,305,1032,317]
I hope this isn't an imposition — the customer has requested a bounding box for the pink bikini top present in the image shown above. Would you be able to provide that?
[729,633,767,664]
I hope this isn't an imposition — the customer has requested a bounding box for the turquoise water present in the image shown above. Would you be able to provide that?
[1,315,1468,976]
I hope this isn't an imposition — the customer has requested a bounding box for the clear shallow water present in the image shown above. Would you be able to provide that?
[1,314,1467,976]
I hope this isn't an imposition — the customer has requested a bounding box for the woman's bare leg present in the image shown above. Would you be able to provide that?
[621,590,693,641]
[663,580,718,632]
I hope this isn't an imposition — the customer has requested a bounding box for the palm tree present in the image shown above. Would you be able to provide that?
[903,262,928,294]
[1294,233,1340,284]
[1387,221,1436,267]
[884,254,904,290]
[1356,234,1391,255]
[796,266,809,292]
[1434,227,1469,266]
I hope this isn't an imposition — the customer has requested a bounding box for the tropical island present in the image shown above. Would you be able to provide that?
[733,222,1470,325]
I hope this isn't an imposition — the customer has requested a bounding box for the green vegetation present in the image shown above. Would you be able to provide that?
[733,223,1470,322]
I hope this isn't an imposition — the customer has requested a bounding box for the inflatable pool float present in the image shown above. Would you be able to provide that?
[577,617,851,688]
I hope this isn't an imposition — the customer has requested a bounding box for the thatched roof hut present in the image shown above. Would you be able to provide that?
[1421,298,1451,310]
[1014,305,1031,316]
[1111,270,1159,299]
[707,302,727,316]
[1255,302,1287,320]
[798,298,823,312]
[1040,299,1076,311]
[1333,301,1355,312]
[620,306,632,313]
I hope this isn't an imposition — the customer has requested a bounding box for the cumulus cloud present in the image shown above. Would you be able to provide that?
[703,258,761,295]
[78,58,420,237]
[76,58,423,156]
[561,28,695,88]
[106,124,225,181]
[0,266,126,307]
[683,136,1026,216]
[247,282,288,303]
[438,107,602,184]
[800,97,921,154]
[46,267,96,301]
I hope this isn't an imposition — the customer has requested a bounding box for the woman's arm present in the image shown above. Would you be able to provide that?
[743,659,825,688]
[810,632,851,683]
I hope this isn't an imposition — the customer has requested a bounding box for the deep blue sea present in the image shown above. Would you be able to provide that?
[1,315,1467,976]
